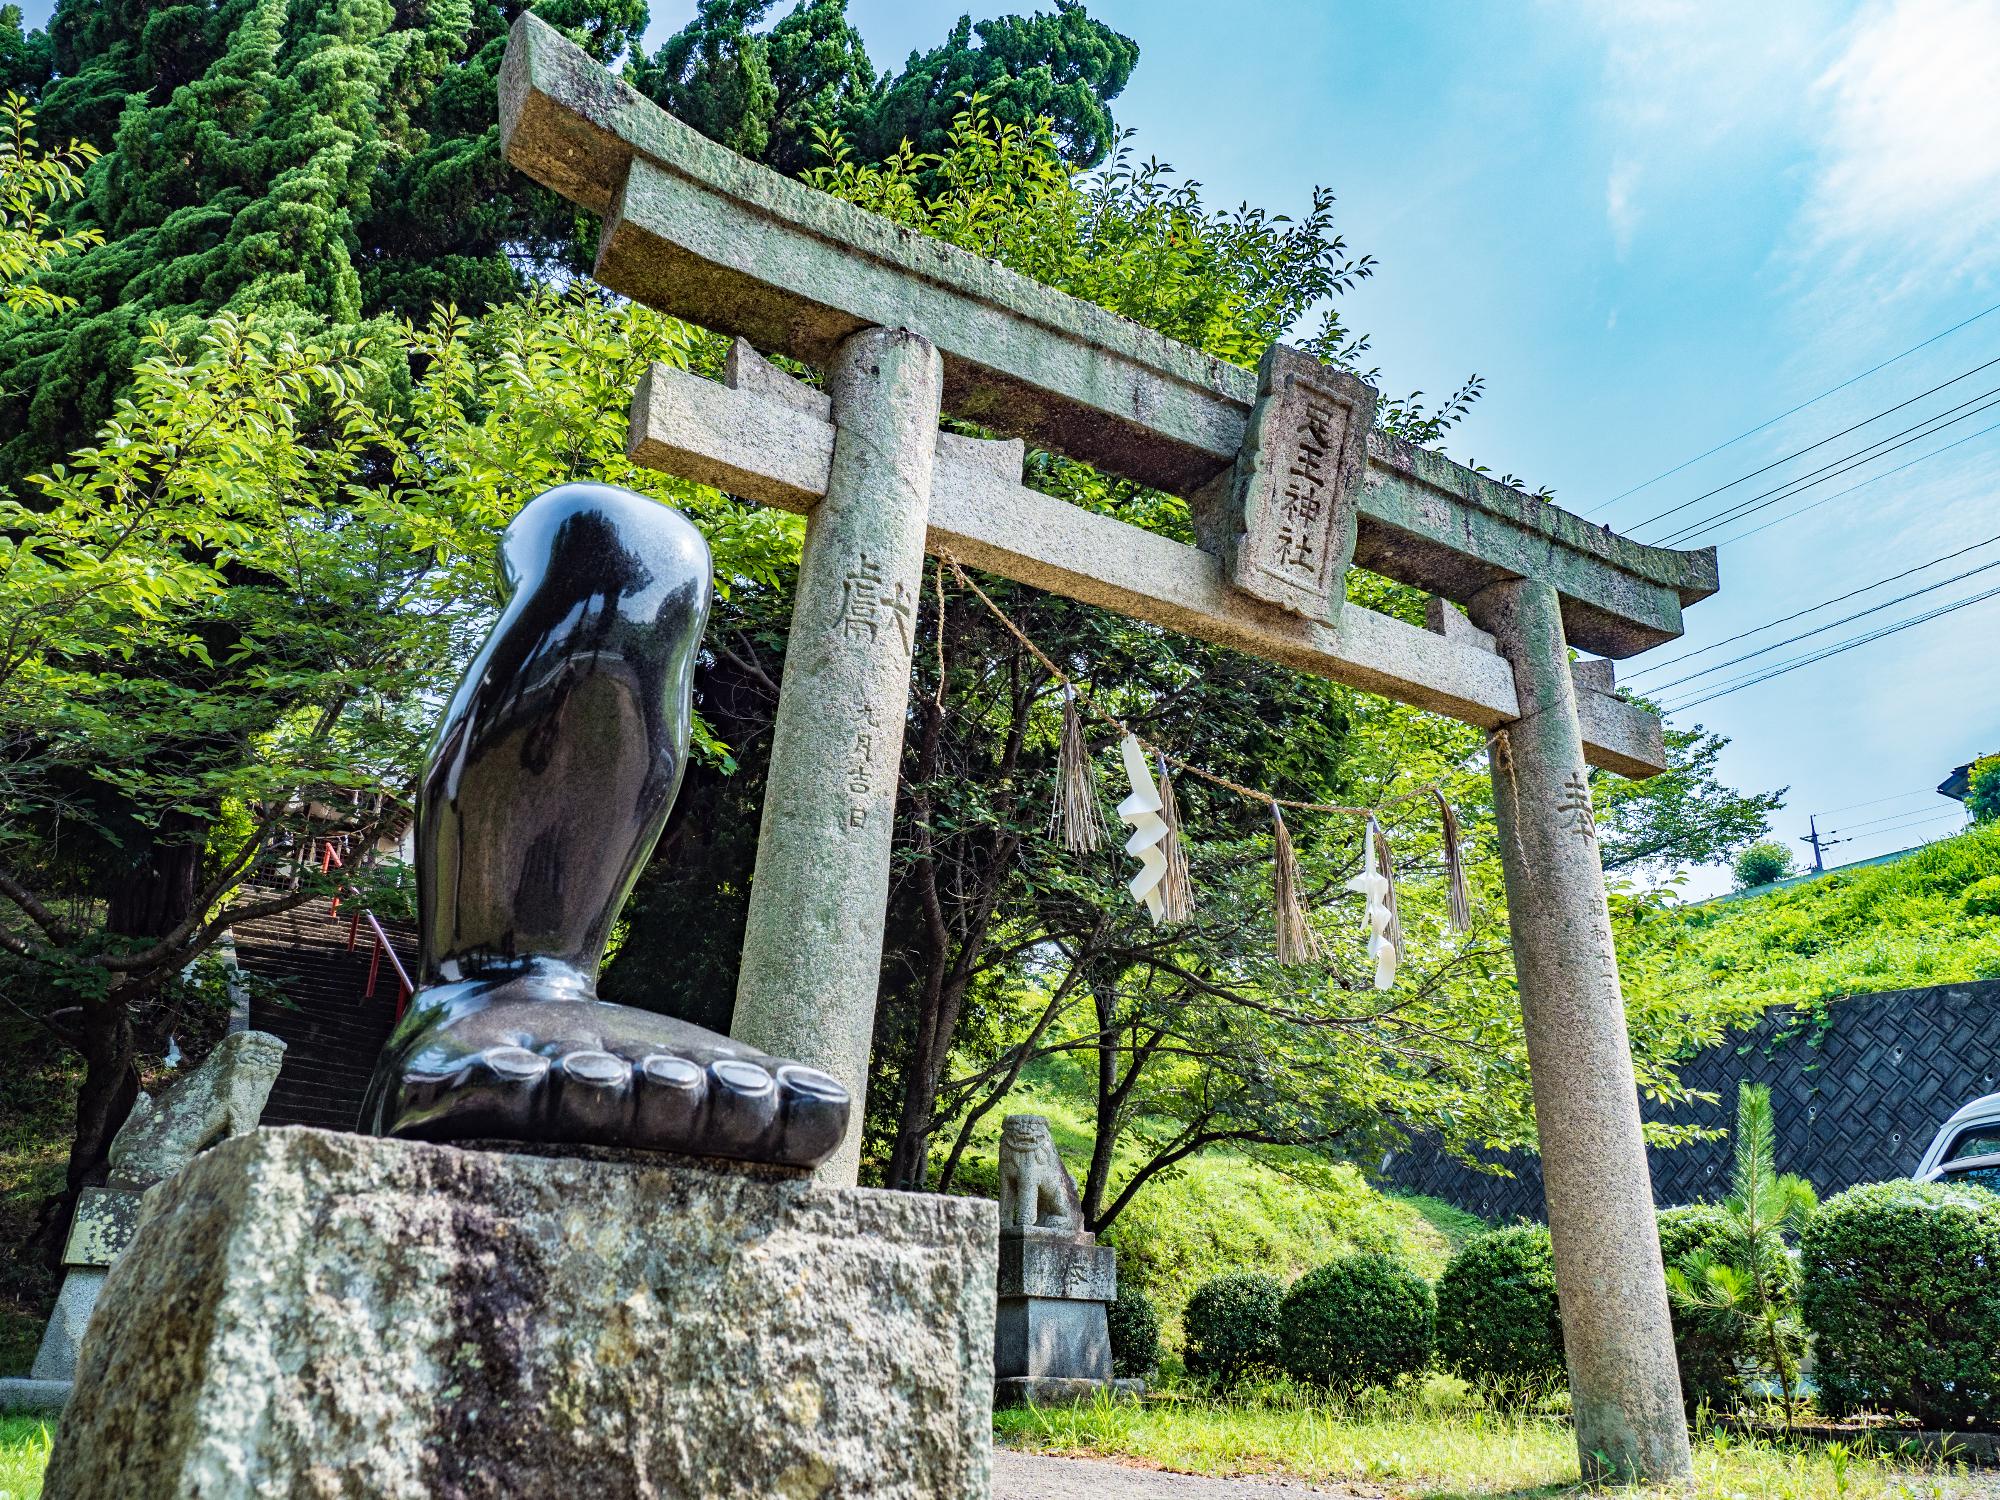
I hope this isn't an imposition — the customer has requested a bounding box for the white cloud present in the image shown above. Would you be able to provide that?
[1800,0,2000,291]
[1607,158,1641,254]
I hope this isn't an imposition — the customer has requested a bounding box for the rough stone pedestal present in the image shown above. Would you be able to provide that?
[992,1227,1138,1408]
[45,1127,998,1499]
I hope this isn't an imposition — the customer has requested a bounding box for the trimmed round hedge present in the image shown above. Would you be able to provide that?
[1434,1226,1563,1387]
[1183,1271,1285,1386]
[1278,1252,1435,1390]
[1657,1204,1750,1416]
[1106,1284,1160,1380]
[1801,1179,2000,1428]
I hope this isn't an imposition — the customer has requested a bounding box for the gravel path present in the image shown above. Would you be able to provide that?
[992,1450,1371,1498]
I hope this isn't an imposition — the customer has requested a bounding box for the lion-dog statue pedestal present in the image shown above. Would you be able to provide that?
[992,1113,1141,1406]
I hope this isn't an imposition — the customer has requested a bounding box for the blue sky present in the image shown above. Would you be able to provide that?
[30,1,1999,892]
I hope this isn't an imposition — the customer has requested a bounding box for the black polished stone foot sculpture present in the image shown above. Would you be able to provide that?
[359,484,850,1167]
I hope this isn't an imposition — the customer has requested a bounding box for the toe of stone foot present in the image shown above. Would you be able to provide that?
[387,1046,850,1168]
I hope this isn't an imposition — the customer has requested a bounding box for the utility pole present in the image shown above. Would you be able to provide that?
[1799,814,1846,872]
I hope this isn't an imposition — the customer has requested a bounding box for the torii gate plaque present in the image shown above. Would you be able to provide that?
[501,15,1712,1483]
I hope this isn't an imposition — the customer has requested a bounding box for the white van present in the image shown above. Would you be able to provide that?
[1913,1092,2000,1193]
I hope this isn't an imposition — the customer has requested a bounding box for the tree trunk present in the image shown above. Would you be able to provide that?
[1080,973,1121,1228]
[34,997,141,1268]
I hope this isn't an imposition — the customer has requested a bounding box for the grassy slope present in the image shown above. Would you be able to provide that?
[1622,822,2000,1013]
[942,1065,1477,1349]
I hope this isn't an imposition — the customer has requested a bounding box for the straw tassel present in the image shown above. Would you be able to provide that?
[1271,804,1321,965]
[1051,687,1103,853]
[1156,753,1193,924]
[1372,817,1404,958]
[1434,788,1471,933]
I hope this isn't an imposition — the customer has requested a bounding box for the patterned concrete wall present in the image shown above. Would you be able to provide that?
[1380,979,2000,1222]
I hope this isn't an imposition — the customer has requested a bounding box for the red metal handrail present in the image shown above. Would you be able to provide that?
[313,837,414,1018]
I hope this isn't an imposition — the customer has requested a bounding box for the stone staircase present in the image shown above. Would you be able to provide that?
[233,892,416,1133]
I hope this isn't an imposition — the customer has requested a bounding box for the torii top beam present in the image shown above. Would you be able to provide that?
[495,13,1715,774]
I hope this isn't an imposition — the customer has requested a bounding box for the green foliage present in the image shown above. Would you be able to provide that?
[1968,754,2000,824]
[1278,1253,1435,1391]
[1733,839,1795,890]
[855,2,1137,171]
[1106,1283,1159,1381]
[1619,821,2000,1014]
[1800,1178,2000,1428]
[1181,1271,1285,1387]
[1656,1204,1748,1416]
[1964,874,2000,917]
[0,1415,51,1498]
[0,93,95,315]
[942,1078,1458,1351]
[626,0,1134,178]
[1432,1226,1563,1388]
[1661,1083,1817,1424]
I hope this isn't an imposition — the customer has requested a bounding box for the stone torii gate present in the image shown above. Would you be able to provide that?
[500,16,1715,1484]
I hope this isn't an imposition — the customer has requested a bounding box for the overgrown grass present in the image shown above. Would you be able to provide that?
[944,1066,1476,1344]
[0,1417,50,1500]
[1622,822,2000,1013]
[997,1379,1984,1498]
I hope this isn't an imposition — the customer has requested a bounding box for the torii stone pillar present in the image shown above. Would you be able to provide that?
[1472,577,1693,1485]
[731,327,943,1186]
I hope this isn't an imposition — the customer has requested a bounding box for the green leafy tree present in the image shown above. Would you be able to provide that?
[854,1,1136,169]
[1597,722,1785,877]
[1966,753,2000,824]
[1733,839,1795,890]
[0,91,96,314]
[1664,1082,1817,1426]
[0,290,765,1245]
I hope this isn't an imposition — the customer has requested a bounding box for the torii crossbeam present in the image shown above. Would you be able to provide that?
[499,15,1709,1483]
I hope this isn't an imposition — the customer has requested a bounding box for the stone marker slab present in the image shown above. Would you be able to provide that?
[1218,343,1374,624]
[45,1127,998,1500]
[58,1185,140,1268]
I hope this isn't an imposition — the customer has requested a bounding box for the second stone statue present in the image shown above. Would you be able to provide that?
[358,483,850,1167]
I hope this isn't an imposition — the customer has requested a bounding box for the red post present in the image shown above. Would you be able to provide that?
[346,912,360,952]
[366,940,382,999]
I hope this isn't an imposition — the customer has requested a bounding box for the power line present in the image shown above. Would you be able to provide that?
[1639,553,2000,694]
[1832,812,1968,846]
[1813,787,1944,817]
[1711,422,2000,548]
[1585,298,2000,517]
[1824,802,1960,837]
[1655,386,2000,545]
[1629,531,2000,678]
[1666,580,2000,712]
[1625,355,2000,535]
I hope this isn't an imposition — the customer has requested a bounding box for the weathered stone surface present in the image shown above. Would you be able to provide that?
[45,1127,998,1499]
[997,1231,1116,1303]
[997,1116,1083,1233]
[0,1377,70,1414]
[1215,344,1374,624]
[26,1269,103,1383]
[501,12,1717,658]
[59,1186,141,1268]
[626,356,1670,777]
[994,1297,1112,1383]
[106,1030,286,1190]
[730,328,943,1188]
[1472,577,1692,1486]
